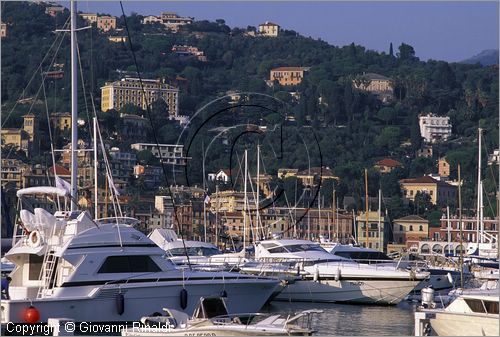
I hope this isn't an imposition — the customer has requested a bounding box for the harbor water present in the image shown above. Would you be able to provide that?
[265,301,416,336]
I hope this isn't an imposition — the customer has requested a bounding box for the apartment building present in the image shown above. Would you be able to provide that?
[130,143,186,166]
[80,13,98,24]
[392,215,429,248]
[258,21,280,37]
[399,175,457,206]
[270,67,310,86]
[97,16,116,32]
[419,114,452,143]
[353,73,394,102]
[160,12,193,31]
[356,211,389,252]
[101,78,179,116]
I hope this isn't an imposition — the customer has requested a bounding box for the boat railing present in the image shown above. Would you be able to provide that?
[95,217,140,227]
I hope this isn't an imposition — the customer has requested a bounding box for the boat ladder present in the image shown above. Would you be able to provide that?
[37,249,58,298]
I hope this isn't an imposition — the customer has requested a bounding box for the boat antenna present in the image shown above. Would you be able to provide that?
[119,2,192,269]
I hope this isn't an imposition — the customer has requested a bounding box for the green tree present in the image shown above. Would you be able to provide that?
[397,43,416,61]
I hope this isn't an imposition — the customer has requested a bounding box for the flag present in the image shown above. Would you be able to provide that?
[55,175,71,194]
[204,193,211,205]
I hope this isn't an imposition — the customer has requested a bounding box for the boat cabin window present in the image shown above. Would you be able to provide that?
[286,244,326,253]
[268,246,288,253]
[464,299,498,314]
[483,300,499,314]
[29,254,44,280]
[333,251,392,262]
[169,247,221,257]
[464,299,485,313]
[98,256,161,273]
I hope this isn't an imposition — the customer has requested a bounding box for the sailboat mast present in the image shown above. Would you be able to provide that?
[378,189,382,251]
[70,0,78,211]
[243,149,248,249]
[202,141,207,242]
[93,117,98,219]
[256,144,260,239]
[476,128,482,244]
[364,169,369,248]
[318,190,321,240]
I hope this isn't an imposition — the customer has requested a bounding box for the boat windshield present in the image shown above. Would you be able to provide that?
[283,244,327,253]
[169,247,222,257]
[334,251,393,262]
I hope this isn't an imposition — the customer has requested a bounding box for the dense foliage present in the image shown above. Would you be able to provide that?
[2,2,499,223]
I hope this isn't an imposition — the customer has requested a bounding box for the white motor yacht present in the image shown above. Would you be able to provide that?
[0,187,279,324]
[424,289,499,336]
[149,229,247,270]
[241,239,429,305]
[329,244,462,292]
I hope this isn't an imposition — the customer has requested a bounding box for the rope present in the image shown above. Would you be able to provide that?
[119,1,192,268]
[2,16,70,127]
[40,68,60,211]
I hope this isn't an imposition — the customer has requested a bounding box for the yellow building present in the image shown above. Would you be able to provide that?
[278,168,298,179]
[1,129,30,154]
[296,167,338,187]
[50,112,71,131]
[108,36,127,43]
[356,211,388,252]
[209,190,254,213]
[97,16,116,32]
[392,215,429,248]
[353,73,394,102]
[399,175,457,206]
[270,67,310,86]
[438,157,450,177]
[101,78,179,116]
[80,13,98,24]
[1,22,7,38]
[1,159,28,189]
[23,114,38,142]
[258,21,280,37]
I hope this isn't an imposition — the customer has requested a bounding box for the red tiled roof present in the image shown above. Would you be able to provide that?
[48,165,71,176]
[394,215,428,223]
[271,67,310,72]
[260,21,279,27]
[400,176,453,187]
[375,158,402,168]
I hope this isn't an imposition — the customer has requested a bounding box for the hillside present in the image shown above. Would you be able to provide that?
[1,1,499,220]
[462,49,499,66]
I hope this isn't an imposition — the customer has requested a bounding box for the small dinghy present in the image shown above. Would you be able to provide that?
[122,297,322,336]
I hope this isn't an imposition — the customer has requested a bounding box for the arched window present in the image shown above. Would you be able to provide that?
[421,244,430,254]
[432,244,443,254]
[419,225,423,231]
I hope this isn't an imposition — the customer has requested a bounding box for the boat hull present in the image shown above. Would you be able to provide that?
[430,312,499,336]
[123,326,312,336]
[274,278,421,305]
[1,279,278,324]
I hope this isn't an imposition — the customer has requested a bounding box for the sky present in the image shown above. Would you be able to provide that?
[61,1,499,62]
